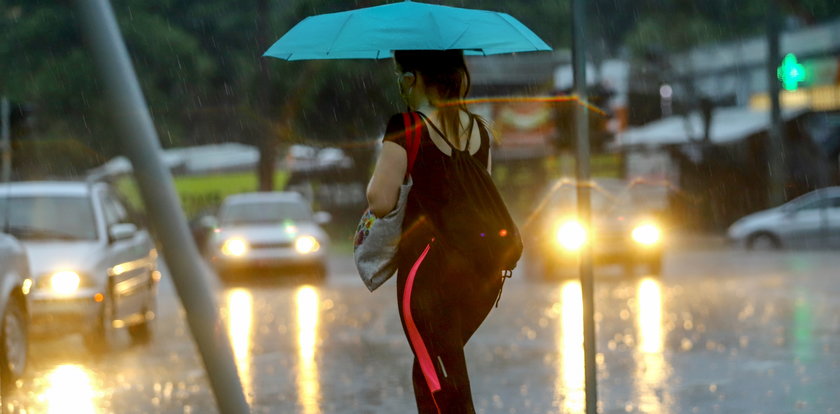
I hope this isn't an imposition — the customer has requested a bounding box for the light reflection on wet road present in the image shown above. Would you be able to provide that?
[4,246,840,413]
[634,278,669,414]
[226,289,254,405]
[557,281,585,413]
[295,286,321,414]
[42,365,97,414]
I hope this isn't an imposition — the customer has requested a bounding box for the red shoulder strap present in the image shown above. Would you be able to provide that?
[402,112,422,178]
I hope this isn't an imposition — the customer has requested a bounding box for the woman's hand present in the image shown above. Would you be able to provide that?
[366,141,407,218]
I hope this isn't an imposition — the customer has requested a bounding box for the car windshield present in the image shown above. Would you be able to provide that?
[549,186,615,213]
[219,200,312,225]
[0,196,98,241]
[545,180,669,215]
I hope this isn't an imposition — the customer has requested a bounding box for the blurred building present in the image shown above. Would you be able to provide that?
[617,18,840,230]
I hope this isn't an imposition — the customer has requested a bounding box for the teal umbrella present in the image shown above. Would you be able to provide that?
[264,0,551,61]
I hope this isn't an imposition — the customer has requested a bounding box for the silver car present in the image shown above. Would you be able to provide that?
[0,232,29,391]
[0,181,159,353]
[207,192,330,280]
[727,186,840,249]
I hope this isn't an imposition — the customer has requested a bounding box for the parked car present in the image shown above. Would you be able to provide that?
[527,178,669,279]
[0,232,30,391]
[206,192,331,280]
[0,181,159,353]
[727,186,840,249]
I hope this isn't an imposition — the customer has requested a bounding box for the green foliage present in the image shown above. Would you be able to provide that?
[3,0,840,180]
[116,170,290,218]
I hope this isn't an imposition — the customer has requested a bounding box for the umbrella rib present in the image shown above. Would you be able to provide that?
[446,26,470,51]
[497,13,543,51]
[326,14,356,55]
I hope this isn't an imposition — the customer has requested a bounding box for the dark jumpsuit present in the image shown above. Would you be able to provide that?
[383,113,504,414]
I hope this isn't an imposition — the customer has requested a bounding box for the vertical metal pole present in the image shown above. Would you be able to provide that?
[1,97,10,183]
[767,1,786,206]
[571,0,598,413]
[73,1,249,413]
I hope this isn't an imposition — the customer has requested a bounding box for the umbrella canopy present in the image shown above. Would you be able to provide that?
[264,0,551,61]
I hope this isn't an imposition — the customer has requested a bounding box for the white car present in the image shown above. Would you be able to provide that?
[207,192,330,280]
[0,181,159,353]
[0,232,30,391]
[727,186,840,249]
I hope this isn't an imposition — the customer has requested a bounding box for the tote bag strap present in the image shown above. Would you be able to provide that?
[402,112,422,178]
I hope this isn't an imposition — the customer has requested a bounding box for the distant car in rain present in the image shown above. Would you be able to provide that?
[206,192,331,280]
[0,181,160,353]
[727,186,840,249]
[316,148,353,169]
[0,232,30,391]
[527,178,670,279]
[285,145,353,172]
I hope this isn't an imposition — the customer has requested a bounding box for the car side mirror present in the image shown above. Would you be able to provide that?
[313,211,332,225]
[197,215,219,229]
[109,223,138,241]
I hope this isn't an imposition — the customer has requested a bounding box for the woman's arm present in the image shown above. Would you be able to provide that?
[366,141,407,218]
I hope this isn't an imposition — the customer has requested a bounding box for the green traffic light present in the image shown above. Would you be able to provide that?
[777,53,806,91]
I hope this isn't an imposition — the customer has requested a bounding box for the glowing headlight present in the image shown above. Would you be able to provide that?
[50,271,81,295]
[294,235,320,254]
[632,223,661,245]
[221,238,249,257]
[555,220,587,251]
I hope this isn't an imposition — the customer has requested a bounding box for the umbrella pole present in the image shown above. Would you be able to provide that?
[571,0,598,413]
[74,0,250,413]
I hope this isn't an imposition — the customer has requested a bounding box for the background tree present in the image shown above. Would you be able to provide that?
[2,0,839,182]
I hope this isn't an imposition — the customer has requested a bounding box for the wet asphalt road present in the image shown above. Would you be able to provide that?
[5,241,840,414]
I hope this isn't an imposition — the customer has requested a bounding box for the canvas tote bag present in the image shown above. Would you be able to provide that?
[353,112,421,291]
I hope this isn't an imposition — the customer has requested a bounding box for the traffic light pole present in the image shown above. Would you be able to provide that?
[571,0,598,413]
[767,1,786,206]
[73,0,250,413]
[1,97,10,183]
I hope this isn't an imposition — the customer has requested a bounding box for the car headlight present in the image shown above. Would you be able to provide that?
[294,235,320,254]
[555,220,587,251]
[221,238,249,257]
[632,223,661,245]
[21,278,32,295]
[50,271,81,295]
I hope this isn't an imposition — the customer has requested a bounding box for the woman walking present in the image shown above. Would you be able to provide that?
[366,50,507,413]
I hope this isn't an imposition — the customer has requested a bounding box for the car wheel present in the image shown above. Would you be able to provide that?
[128,288,156,345]
[84,293,117,354]
[312,264,327,283]
[1,294,28,392]
[215,268,233,282]
[532,253,555,280]
[622,260,636,278]
[646,255,663,276]
[746,232,781,250]
[127,321,151,345]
